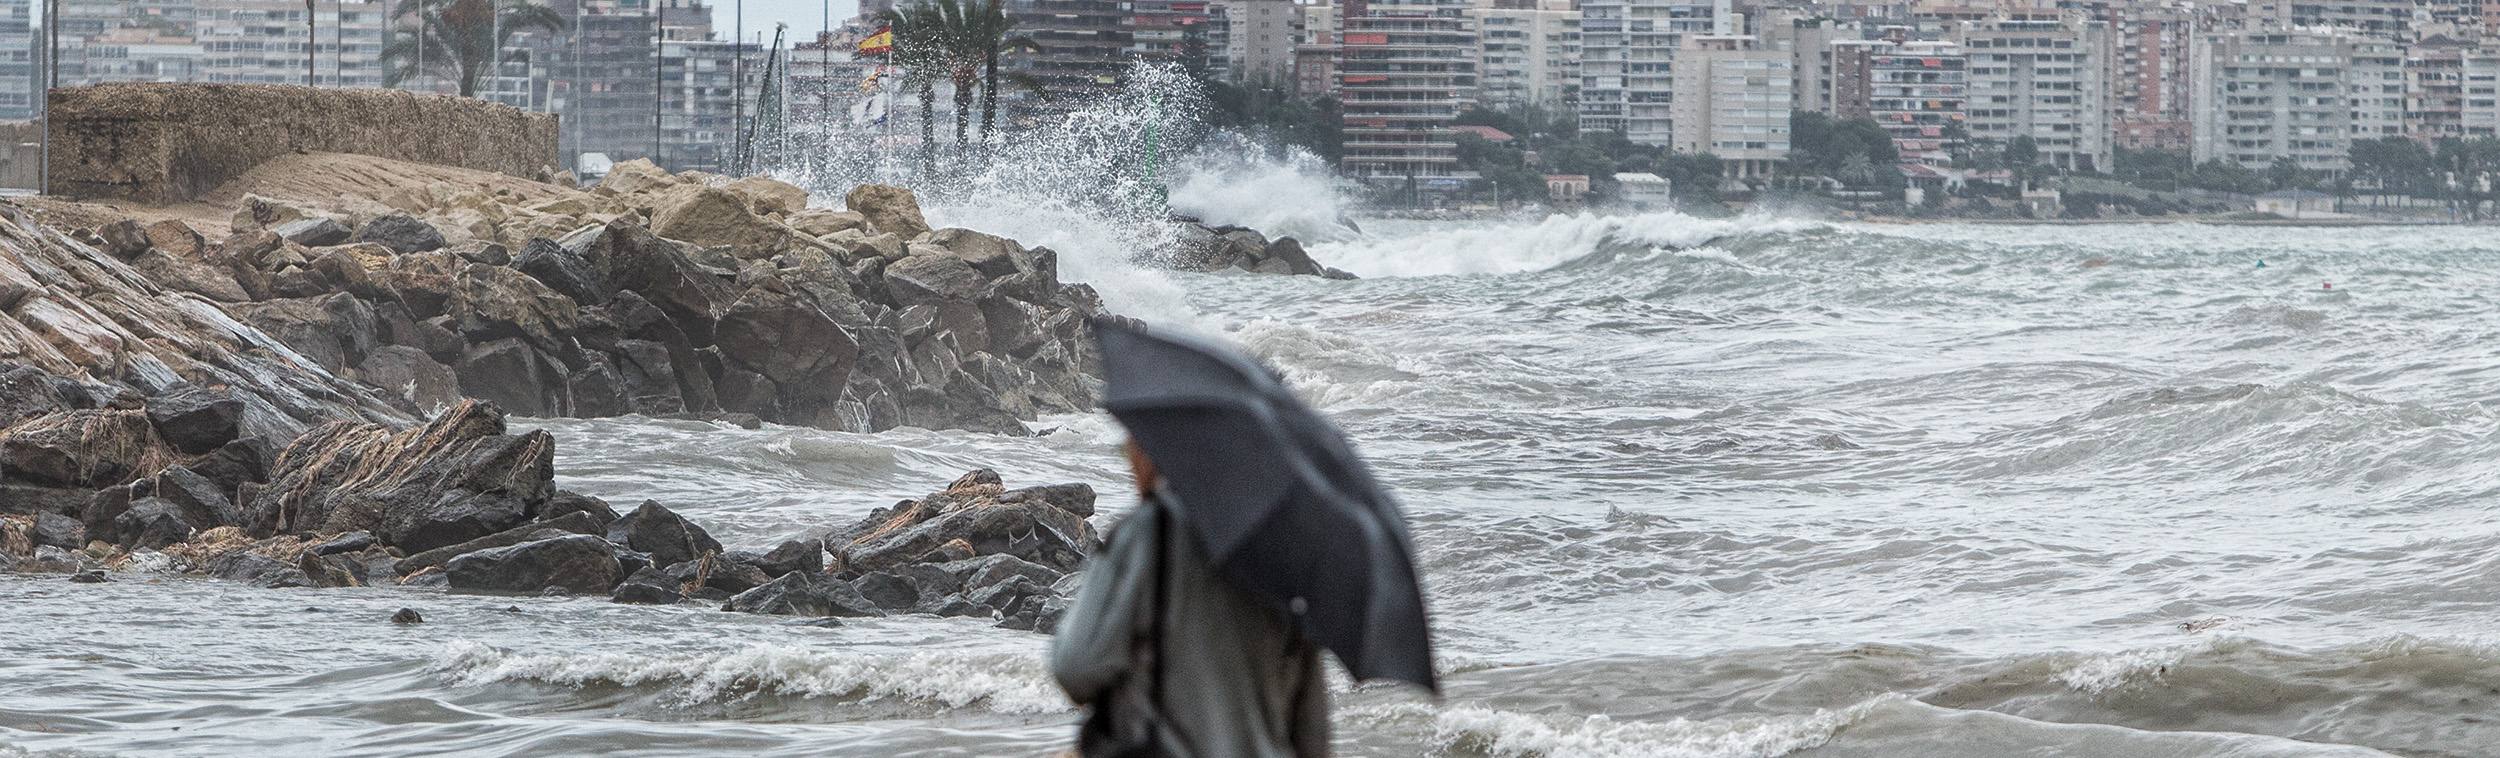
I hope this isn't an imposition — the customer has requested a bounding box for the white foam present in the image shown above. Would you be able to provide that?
[433,640,1070,715]
[1165,137,1358,244]
[1307,210,1823,279]
[1349,696,1891,758]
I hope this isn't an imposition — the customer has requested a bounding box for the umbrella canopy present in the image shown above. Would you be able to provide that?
[1093,317,1436,692]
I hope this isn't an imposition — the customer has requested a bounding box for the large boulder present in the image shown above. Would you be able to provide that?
[0,410,167,488]
[246,401,555,546]
[711,278,860,422]
[722,570,882,617]
[882,253,991,354]
[393,510,604,576]
[724,175,810,217]
[830,470,1098,574]
[272,217,352,247]
[145,386,246,455]
[605,500,721,568]
[843,184,931,238]
[354,213,448,254]
[445,534,624,594]
[651,186,788,251]
[514,238,607,306]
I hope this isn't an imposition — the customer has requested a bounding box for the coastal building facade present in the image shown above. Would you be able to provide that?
[1951,13,2112,171]
[1668,34,1792,175]
[1577,0,1729,145]
[1469,1,1578,110]
[1336,0,1480,184]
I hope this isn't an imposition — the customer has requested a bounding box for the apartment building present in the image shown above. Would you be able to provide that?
[2190,28,2395,171]
[1296,0,1339,96]
[0,0,29,118]
[1129,0,1216,70]
[1862,40,1966,164]
[2111,4,2193,150]
[1579,0,1730,144]
[1008,0,1129,99]
[2465,47,2500,137]
[1668,34,1792,175]
[1952,13,2111,171]
[1470,0,1578,110]
[1755,10,1855,117]
[1338,0,1479,183]
[1218,0,1300,87]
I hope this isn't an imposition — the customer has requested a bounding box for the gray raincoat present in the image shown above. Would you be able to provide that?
[1051,494,1331,757]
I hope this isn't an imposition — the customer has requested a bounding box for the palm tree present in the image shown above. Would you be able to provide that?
[877,3,948,169]
[968,0,1036,143]
[382,0,565,98]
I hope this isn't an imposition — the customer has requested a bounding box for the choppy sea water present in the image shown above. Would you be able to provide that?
[6,217,2500,757]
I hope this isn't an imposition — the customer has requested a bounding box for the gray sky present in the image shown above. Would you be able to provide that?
[711,0,862,44]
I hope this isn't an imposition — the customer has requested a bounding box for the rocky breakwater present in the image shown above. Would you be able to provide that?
[118,159,1104,435]
[3,398,1098,632]
[1160,219,1356,280]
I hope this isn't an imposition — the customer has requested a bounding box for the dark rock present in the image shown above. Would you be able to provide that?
[0,484,90,518]
[30,511,84,550]
[382,492,529,555]
[391,608,424,624]
[605,500,721,568]
[311,531,377,556]
[540,491,621,528]
[967,574,1044,611]
[273,217,352,247]
[791,617,846,628]
[249,401,555,543]
[0,363,71,424]
[299,550,362,587]
[926,594,989,618]
[610,566,685,604]
[1262,237,1323,275]
[354,345,462,412]
[208,552,309,587]
[749,539,823,577]
[80,486,130,547]
[515,238,607,305]
[850,571,923,610]
[940,553,1065,595]
[704,556,774,594]
[833,472,1097,574]
[0,409,161,487]
[1000,482,1097,518]
[712,281,860,421]
[614,548,653,577]
[69,569,109,583]
[883,253,991,354]
[600,224,734,344]
[152,465,242,532]
[190,436,276,494]
[115,497,194,549]
[392,510,604,576]
[455,244,512,267]
[565,360,630,418]
[445,534,624,594]
[355,214,447,254]
[722,571,883,617]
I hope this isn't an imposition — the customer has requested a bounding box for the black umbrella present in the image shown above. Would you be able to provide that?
[1093,317,1436,692]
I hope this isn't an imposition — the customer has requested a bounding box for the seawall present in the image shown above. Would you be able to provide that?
[44,83,558,203]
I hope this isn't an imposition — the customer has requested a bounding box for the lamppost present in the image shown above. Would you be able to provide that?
[306,0,317,86]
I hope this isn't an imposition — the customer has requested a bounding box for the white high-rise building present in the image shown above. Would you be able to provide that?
[2189,28,2398,171]
[1951,13,2113,172]
[1337,0,1479,185]
[1667,34,1790,175]
[1469,0,1578,111]
[1578,0,1728,144]
[1219,0,1300,87]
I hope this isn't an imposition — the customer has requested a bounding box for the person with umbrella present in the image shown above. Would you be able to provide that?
[1051,318,1437,757]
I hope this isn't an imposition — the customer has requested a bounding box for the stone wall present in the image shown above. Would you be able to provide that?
[44,84,558,203]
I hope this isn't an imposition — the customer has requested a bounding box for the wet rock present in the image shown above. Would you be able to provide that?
[69,569,109,583]
[0,410,164,488]
[273,217,352,247]
[445,534,624,594]
[455,339,566,417]
[609,566,684,604]
[116,497,195,549]
[30,511,84,550]
[249,401,555,544]
[0,364,71,425]
[354,345,462,411]
[849,571,922,610]
[392,510,604,576]
[843,184,931,238]
[711,280,860,421]
[145,386,247,455]
[514,238,606,306]
[299,549,363,587]
[748,539,824,577]
[832,470,1097,574]
[941,553,1065,595]
[208,551,308,587]
[391,608,424,624]
[967,574,1045,612]
[149,465,241,531]
[606,500,721,568]
[311,531,376,556]
[722,570,882,617]
[354,213,447,254]
[697,554,774,594]
[539,491,621,529]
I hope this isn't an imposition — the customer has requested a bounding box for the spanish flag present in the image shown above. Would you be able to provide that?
[859,27,893,55]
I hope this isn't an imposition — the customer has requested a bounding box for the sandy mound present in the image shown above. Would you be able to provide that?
[203,152,585,209]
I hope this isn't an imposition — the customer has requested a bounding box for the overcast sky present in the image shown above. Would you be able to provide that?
[710,0,864,44]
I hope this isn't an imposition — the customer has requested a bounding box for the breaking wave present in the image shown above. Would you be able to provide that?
[433,641,1069,715]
